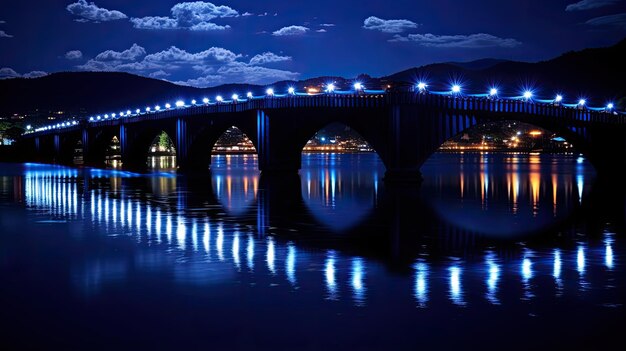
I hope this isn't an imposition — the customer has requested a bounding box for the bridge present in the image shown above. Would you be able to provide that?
[18,87,626,181]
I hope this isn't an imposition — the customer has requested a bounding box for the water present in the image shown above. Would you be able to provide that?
[0,153,623,350]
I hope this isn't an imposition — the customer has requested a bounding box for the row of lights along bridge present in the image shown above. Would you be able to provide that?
[29,82,620,134]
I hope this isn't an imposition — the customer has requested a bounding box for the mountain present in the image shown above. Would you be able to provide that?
[384,38,626,103]
[0,72,264,116]
[1,38,625,119]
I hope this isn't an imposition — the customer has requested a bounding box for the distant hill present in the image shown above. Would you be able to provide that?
[384,38,626,104]
[0,72,263,116]
[1,38,625,118]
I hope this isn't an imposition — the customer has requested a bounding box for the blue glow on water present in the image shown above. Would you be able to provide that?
[286,243,296,286]
[266,237,276,275]
[247,235,255,271]
[351,257,366,306]
[485,252,500,305]
[413,262,429,308]
[449,265,465,306]
[325,251,338,300]
[232,232,240,269]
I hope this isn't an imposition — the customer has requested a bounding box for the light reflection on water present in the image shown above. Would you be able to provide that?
[0,154,622,331]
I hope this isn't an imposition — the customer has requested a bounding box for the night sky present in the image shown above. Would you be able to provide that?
[1,0,625,87]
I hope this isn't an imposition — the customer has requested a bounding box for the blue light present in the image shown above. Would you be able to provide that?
[353,82,363,90]
[266,88,274,96]
[451,84,461,93]
[288,87,295,94]
[175,100,185,107]
[97,116,101,120]
[523,91,532,100]
[155,105,160,111]
[578,99,586,106]
[104,114,109,119]
[89,117,94,121]
[135,109,140,114]
[111,113,116,118]
[247,92,253,98]
[326,83,335,93]
[216,95,223,102]
[191,99,196,105]
[202,98,209,104]
[489,88,498,96]
[555,94,563,102]
[26,125,32,130]
[145,107,151,112]
[607,103,614,109]
[417,82,427,91]
[165,103,171,109]
[119,111,124,117]
[231,94,239,101]
[321,137,326,142]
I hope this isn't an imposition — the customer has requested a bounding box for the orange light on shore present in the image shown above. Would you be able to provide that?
[307,88,319,94]
[529,130,542,136]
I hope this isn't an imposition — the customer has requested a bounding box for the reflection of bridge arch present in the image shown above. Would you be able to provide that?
[20,93,625,181]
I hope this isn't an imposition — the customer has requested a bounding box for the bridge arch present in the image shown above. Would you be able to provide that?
[185,122,259,171]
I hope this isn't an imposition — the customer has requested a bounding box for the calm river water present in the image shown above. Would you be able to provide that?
[0,152,623,350]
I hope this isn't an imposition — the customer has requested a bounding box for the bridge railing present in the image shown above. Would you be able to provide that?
[26,91,625,135]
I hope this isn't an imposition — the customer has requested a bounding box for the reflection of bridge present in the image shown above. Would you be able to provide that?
[20,92,626,180]
[17,166,620,308]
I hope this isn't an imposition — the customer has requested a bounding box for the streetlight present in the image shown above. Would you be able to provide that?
[247,92,253,98]
[489,88,498,96]
[353,82,363,91]
[175,100,185,107]
[523,91,532,100]
[216,95,223,102]
[417,82,427,92]
[266,88,274,96]
[451,85,461,94]
[232,94,239,101]
[202,98,209,104]
[326,83,335,93]
[288,87,295,95]
[165,103,171,109]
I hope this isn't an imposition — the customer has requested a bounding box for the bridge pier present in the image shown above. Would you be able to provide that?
[257,110,302,174]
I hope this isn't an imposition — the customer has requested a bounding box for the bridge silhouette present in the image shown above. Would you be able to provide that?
[20,89,626,181]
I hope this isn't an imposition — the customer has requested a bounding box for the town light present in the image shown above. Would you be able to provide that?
[232,94,239,101]
[165,103,171,109]
[175,100,185,107]
[126,110,131,115]
[203,98,209,104]
[247,92,253,98]
[191,99,197,105]
[112,113,116,118]
[607,103,614,109]
[353,82,363,91]
[578,99,586,106]
[155,105,161,111]
[489,88,498,96]
[288,87,295,94]
[417,82,427,91]
[216,95,223,102]
[326,83,335,93]
[451,85,461,93]
[266,88,274,96]
[136,109,141,114]
[146,107,151,112]
[26,125,32,130]
[555,95,563,103]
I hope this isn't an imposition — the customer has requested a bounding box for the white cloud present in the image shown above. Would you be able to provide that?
[0,67,19,78]
[66,0,127,22]
[389,33,522,48]
[258,12,268,17]
[130,16,178,30]
[75,44,299,87]
[180,62,299,87]
[65,50,83,60]
[249,52,291,65]
[149,70,171,78]
[363,16,418,33]
[131,1,239,31]
[585,13,626,28]
[272,25,309,36]
[316,29,327,33]
[565,0,619,11]
[144,46,240,63]
[94,43,146,61]
[0,30,12,38]
[242,12,253,16]
[0,67,48,79]
[23,71,48,78]
[0,20,5,24]
[320,23,335,27]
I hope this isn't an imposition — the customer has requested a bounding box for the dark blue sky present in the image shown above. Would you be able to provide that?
[1,0,625,87]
